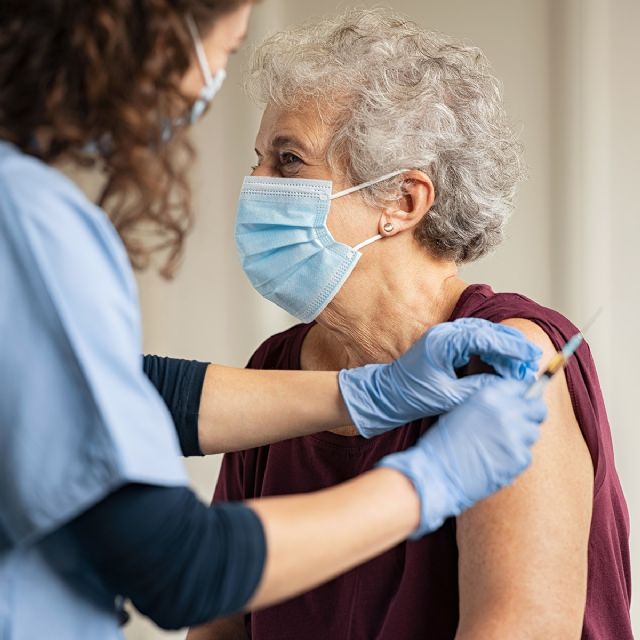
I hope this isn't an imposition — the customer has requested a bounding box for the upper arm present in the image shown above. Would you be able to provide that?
[456,318,594,640]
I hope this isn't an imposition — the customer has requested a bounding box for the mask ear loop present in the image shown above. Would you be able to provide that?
[185,13,214,86]
[330,169,408,200]
[353,235,383,252]
[184,13,227,125]
[332,169,409,252]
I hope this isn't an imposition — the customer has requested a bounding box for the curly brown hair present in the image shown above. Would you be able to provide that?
[0,0,251,277]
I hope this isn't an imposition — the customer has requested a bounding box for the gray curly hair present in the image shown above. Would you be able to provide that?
[245,8,525,263]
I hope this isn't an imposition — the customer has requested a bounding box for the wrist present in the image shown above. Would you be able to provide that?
[338,364,395,438]
[332,371,354,426]
[368,467,421,536]
[377,443,454,538]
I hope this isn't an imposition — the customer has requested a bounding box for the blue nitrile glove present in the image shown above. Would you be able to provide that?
[338,318,542,438]
[378,378,547,538]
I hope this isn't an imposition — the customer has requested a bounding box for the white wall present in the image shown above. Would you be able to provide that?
[126,1,638,637]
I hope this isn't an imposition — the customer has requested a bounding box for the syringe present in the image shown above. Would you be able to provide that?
[525,307,603,399]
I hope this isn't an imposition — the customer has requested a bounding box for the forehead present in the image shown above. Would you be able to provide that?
[202,4,252,47]
[255,101,334,154]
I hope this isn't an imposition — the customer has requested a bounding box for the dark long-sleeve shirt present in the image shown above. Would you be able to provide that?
[60,355,267,630]
[143,354,210,457]
[67,484,265,630]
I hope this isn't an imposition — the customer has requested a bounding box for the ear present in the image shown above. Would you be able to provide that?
[378,170,435,237]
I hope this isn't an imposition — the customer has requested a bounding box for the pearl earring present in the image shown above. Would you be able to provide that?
[383,222,394,233]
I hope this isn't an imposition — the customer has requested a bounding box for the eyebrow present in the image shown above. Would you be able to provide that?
[270,135,312,156]
[254,135,314,159]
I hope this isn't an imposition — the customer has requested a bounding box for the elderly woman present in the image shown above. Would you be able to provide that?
[189,9,631,640]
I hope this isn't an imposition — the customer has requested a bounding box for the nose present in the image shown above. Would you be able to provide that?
[251,164,276,178]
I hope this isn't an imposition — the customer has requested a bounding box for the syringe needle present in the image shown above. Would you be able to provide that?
[579,306,604,337]
[525,306,603,399]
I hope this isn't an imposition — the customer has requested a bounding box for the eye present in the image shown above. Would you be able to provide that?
[279,151,302,167]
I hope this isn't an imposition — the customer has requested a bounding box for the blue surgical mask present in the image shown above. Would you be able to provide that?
[83,14,225,153]
[182,14,226,125]
[163,14,226,139]
[235,170,407,323]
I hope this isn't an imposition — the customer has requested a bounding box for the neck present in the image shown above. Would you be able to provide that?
[316,241,467,368]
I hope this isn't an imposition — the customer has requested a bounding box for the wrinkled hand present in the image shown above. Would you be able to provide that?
[339,318,542,438]
[379,378,547,538]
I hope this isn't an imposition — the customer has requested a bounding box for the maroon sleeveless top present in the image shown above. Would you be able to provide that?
[214,284,632,639]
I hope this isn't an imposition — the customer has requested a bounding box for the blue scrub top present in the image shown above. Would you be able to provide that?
[0,140,188,549]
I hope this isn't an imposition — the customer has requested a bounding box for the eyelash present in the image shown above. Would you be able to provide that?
[250,152,303,173]
[279,152,302,167]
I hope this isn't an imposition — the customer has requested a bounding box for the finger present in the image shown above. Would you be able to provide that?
[426,321,542,378]
[486,377,531,397]
[453,373,500,398]
[452,317,492,329]
[454,326,543,367]
[521,422,542,447]
[523,397,548,423]
[496,439,533,483]
[478,329,542,362]
[514,447,534,474]
[450,318,529,345]
[481,353,539,380]
[489,379,548,422]
[427,319,492,369]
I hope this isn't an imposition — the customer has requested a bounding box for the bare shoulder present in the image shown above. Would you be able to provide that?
[455,316,594,639]
[500,317,557,367]
[500,317,584,438]
[500,317,553,350]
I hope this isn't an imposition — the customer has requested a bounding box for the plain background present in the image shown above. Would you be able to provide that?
[122,0,639,637]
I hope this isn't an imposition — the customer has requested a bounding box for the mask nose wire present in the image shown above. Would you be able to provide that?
[185,13,214,86]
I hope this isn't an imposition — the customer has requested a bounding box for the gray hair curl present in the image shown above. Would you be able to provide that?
[245,8,525,263]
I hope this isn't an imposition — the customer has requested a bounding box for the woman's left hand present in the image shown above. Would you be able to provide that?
[338,318,542,438]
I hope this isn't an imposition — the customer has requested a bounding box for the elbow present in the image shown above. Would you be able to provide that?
[131,581,243,631]
[139,608,186,632]
[134,597,194,631]
[136,602,222,632]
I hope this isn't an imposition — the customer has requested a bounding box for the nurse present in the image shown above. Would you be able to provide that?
[0,1,546,638]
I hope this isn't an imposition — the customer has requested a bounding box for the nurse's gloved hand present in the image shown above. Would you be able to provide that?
[378,378,547,538]
[338,318,542,438]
